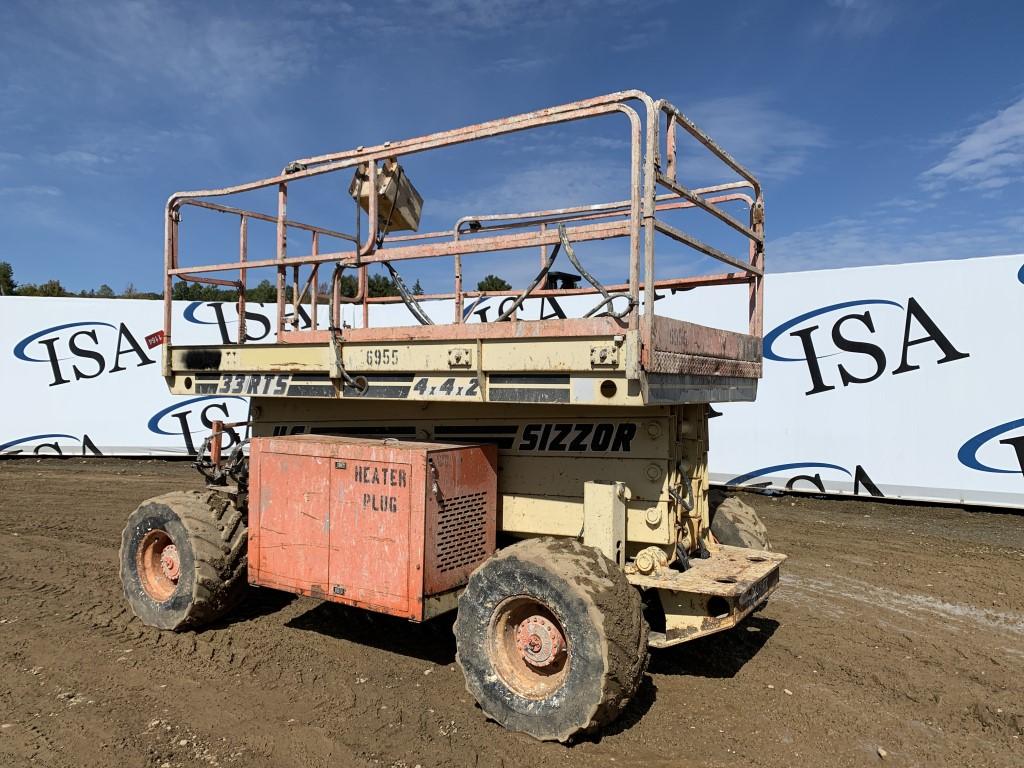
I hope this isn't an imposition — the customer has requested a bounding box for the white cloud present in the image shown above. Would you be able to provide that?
[771,212,1023,272]
[0,151,21,171]
[297,0,639,37]
[609,23,665,53]
[41,150,111,173]
[810,0,894,39]
[921,96,1024,193]
[429,157,628,222]
[8,1,318,107]
[0,185,62,197]
[682,95,828,181]
[872,196,936,214]
[28,125,216,179]
[485,56,549,72]
[302,1,356,15]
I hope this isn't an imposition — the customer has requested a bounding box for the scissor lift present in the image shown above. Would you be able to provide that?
[120,91,784,742]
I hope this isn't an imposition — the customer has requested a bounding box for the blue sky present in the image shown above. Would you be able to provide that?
[1,0,1022,294]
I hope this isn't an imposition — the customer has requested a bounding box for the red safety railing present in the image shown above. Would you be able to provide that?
[162,91,764,372]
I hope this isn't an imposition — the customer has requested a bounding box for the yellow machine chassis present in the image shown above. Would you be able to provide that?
[158,90,782,648]
[240,397,784,647]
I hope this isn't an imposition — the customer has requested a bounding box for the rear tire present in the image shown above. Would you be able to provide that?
[710,495,771,550]
[119,490,248,631]
[455,537,648,742]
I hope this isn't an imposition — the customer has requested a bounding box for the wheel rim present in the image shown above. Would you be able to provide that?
[136,529,180,602]
[489,597,569,699]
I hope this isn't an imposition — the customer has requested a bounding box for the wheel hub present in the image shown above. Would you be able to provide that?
[515,615,566,668]
[136,529,180,603]
[159,544,180,582]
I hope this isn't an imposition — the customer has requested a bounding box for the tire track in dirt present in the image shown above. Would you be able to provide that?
[779,574,1024,637]
[2,459,1022,768]
[0,556,255,677]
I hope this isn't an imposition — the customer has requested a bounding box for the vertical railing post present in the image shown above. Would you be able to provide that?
[640,106,660,360]
[360,162,378,330]
[311,232,319,331]
[292,264,300,329]
[665,113,678,183]
[453,248,463,324]
[360,265,369,329]
[749,199,765,338]
[332,263,341,331]
[276,182,287,338]
[238,215,248,344]
[163,205,178,376]
[627,111,643,335]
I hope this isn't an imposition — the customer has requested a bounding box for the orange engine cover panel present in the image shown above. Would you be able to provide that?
[248,435,497,621]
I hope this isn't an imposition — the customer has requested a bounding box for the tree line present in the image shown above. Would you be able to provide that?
[0,261,512,300]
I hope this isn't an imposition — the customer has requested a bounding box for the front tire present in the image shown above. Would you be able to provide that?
[119,490,248,631]
[454,537,648,742]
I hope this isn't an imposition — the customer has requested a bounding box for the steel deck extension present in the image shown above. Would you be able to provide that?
[628,544,787,647]
[167,315,762,406]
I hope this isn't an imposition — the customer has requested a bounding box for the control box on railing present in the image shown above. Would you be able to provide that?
[348,158,423,233]
[248,435,497,621]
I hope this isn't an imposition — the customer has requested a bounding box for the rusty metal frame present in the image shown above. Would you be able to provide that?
[161,90,764,374]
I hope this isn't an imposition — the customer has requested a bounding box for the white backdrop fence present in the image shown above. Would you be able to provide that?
[2,254,1022,509]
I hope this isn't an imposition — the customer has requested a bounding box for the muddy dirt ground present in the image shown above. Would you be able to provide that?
[0,459,1021,767]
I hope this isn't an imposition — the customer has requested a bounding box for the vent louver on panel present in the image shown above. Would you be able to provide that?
[435,491,489,573]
